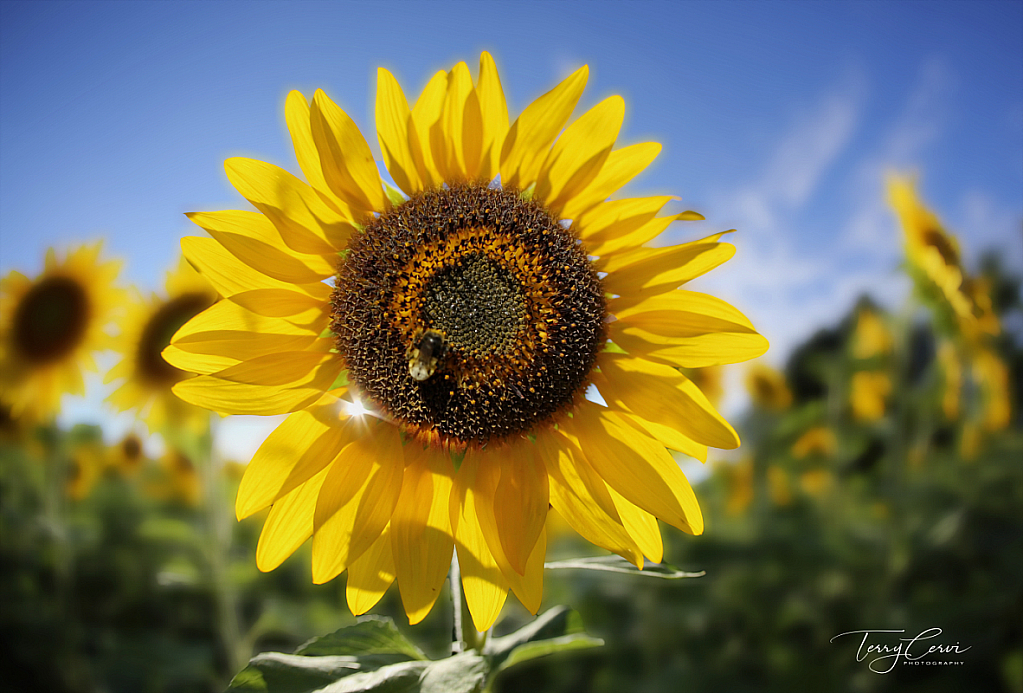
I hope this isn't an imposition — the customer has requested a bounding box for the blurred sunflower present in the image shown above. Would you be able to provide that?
[888,176,973,321]
[0,243,123,421]
[109,432,146,476]
[850,306,892,360]
[850,370,891,422]
[67,442,104,500]
[745,363,792,411]
[106,257,217,432]
[791,426,837,460]
[166,53,767,631]
[937,341,962,421]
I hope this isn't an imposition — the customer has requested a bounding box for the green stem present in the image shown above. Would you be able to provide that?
[450,552,488,653]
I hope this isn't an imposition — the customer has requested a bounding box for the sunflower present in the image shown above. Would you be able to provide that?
[791,426,837,460]
[166,53,767,631]
[0,243,124,421]
[745,363,792,411]
[850,306,892,360]
[888,176,973,321]
[106,257,217,432]
[850,370,891,422]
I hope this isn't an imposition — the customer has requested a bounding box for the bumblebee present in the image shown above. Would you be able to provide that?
[407,328,447,382]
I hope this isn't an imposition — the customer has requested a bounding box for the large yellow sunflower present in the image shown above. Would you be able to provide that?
[0,243,124,421]
[165,53,768,631]
[106,257,217,432]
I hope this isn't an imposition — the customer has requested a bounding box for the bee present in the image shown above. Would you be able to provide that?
[407,328,447,382]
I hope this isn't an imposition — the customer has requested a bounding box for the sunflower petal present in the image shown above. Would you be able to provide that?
[376,68,422,195]
[410,71,448,189]
[310,90,387,215]
[559,142,662,220]
[285,90,350,214]
[172,375,325,415]
[391,446,455,625]
[501,65,588,190]
[347,524,396,616]
[224,158,355,255]
[603,235,735,297]
[256,465,330,572]
[597,352,739,450]
[560,403,704,535]
[476,51,509,183]
[237,411,358,519]
[490,443,547,575]
[536,429,644,567]
[440,62,480,180]
[536,96,624,214]
[187,210,335,283]
[311,423,403,583]
[607,486,663,563]
[449,454,508,632]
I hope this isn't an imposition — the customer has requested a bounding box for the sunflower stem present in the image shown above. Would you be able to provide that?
[450,551,488,654]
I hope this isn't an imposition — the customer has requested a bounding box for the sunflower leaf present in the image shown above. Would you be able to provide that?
[225,652,362,693]
[295,616,427,661]
[482,607,602,685]
[543,555,705,579]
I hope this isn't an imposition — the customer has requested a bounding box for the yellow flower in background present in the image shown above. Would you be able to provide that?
[851,307,892,360]
[109,432,146,476]
[151,449,202,506]
[745,363,791,411]
[972,348,1010,432]
[0,243,124,421]
[721,458,753,516]
[888,176,973,321]
[850,370,891,422]
[961,275,1001,341]
[165,53,767,631]
[106,257,217,432]
[67,442,104,500]
[682,365,724,407]
[799,469,833,499]
[767,465,791,507]
[791,426,837,460]
[937,341,961,421]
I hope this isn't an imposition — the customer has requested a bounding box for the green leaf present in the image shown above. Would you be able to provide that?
[309,661,428,692]
[296,617,427,662]
[495,634,603,674]
[384,182,407,207]
[418,654,488,693]
[482,607,602,689]
[543,555,705,579]
[226,652,361,693]
[328,371,349,391]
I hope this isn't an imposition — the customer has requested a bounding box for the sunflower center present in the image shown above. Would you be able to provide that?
[422,254,526,356]
[922,228,960,268]
[12,276,90,365]
[137,292,215,385]
[331,184,605,446]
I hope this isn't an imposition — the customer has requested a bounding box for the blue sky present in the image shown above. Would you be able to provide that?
[1,1,1020,456]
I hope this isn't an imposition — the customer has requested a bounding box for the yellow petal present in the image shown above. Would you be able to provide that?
[224,157,354,254]
[160,346,237,374]
[236,411,359,519]
[470,446,546,614]
[607,403,708,462]
[346,524,396,615]
[588,211,702,259]
[536,96,624,214]
[375,68,422,195]
[311,423,404,583]
[255,465,330,571]
[391,446,455,625]
[410,70,448,189]
[212,351,340,388]
[536,428,643,567]
[609,290,768,368]
[490,444,548,575]
[476,51,509,183]
[560,402,704,535]
[596,352,739,450]
[440,62,481,180]
[559,142,662,221]
[576,195,674,243]
[228,288,329,321]
[603,234,735,298]
[449,454,508,632]
[285,90,354,217]
[187,210,335,284]
[500,65,588,190]
[310,89,387,215]
[607,487,663,563]
[172,375,325,415]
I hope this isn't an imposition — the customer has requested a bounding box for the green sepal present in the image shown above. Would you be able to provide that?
[519,183,536,200]
[328,371,349,391]
[384,182,407,207]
